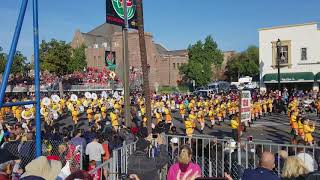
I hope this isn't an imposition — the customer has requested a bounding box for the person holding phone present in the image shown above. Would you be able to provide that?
[167,145,201,180]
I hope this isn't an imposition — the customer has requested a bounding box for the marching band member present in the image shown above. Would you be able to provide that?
[268,97,273,115]
[94,109,102,130]
[197,107,205,133]
[230,112,240,141]
[164,106,172,125]
[297,116,305,140]
[71,105,79,125]
[155,109,163,124]
[303,118,315,146]
[208,107,215,128]
[101,103,107,120]
[290,110,299,140]
[110,110,119,131]
[185,110,196,137]
[179,102,186,119]
[87,106,94,126]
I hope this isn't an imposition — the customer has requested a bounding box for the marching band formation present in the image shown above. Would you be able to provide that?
[0,90,318,145]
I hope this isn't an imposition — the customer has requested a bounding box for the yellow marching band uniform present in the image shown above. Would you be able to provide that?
[142,95,278,138]
[63,92,124,130]
[0,91,125,131]
[289,98,316,145]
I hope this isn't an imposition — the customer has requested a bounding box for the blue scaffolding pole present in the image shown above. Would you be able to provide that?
[0,0,42,157]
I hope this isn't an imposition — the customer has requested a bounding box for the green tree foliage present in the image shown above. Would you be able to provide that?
[40,39,72,75]
[179,35,223,86]
[225,46,259,81]
[12,51,27,74]
[0,47,6,73]
[68,44,87,72]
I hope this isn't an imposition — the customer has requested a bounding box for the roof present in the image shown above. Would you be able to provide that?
[154,43,168,54]
[87,23,122,38]
[79,23,122,47]
[259,22,317,31]
[80,32,107,47]
[166,49,188,56]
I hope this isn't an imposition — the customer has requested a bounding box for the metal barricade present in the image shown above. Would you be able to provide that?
[89,142,136,180]
[3,140,83,172]
[89,135,320,180]
[165,134,320,180]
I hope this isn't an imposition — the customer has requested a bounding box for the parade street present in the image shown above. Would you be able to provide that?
[47,110,320,144]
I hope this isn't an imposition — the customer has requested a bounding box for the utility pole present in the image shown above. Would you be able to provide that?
[123,1,130,127]
[136,0,152,134]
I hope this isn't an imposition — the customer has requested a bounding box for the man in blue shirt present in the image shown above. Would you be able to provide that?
[242,151,280,180]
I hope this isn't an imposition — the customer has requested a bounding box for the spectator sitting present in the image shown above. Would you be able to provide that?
[167,145,201,180]
[127,135,169,180]
[241,151,280,180]
[281,156,309,180]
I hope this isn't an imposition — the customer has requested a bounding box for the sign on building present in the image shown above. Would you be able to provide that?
[240,90,251,122]
[106,0,138,29]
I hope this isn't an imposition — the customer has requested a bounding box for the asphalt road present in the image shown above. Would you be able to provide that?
[47,110,320,144]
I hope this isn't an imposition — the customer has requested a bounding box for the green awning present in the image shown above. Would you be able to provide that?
[263,72,314,83]
[315,72,320,82]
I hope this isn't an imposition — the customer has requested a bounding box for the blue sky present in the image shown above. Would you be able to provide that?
[0,0,319,60]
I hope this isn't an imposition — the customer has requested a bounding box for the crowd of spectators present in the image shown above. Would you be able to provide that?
[5,67,121,88]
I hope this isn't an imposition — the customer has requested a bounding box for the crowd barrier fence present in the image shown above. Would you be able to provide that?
[90,135,320,180]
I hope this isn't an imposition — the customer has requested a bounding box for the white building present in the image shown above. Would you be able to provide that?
[259,22,320,92]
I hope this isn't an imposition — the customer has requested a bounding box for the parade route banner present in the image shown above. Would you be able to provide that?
[241,90,251,122]
[106,0,138,29]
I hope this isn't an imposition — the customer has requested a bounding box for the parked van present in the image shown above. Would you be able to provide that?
[207,81,230,93]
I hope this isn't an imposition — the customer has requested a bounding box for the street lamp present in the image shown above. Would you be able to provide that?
[276,39,281,94]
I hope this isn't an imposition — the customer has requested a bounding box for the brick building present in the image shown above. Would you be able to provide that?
[71,23,235,88]
[71,23,188,88]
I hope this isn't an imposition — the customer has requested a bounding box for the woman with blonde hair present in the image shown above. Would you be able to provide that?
[167,145,201,180]
[281,156,309,180]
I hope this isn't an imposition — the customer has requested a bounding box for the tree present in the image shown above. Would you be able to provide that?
[0,47,6,73]
[179,35,223,86]
[68,44,87,72]
[225,46,259,81]
[40,39,72,75]
[12,51,27,74]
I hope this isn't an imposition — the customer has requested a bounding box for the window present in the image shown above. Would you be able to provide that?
[301,48,307,60]
[94,56,96,61]
[279,46,289,64]
[272,40,291,68]
[177,63,180,67]
[98,56,101,61]
[173,63,176,69]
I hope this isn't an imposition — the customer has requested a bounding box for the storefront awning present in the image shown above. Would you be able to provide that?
[263,72,314,83]
[315,72,320,82]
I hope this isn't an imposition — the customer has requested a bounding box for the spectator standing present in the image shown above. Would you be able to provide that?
[70,129,87,152]
[167,145,201,180]
[127,135,169,180]
[85,134,105,167]
[241,151,280,180]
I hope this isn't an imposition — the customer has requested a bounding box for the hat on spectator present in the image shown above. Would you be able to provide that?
[0,148,19,164]
[170,137,178,144]
[21,156,62,180]
[136,138,151,151]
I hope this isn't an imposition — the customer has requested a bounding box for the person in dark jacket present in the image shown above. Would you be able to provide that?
[127,135,169,180]
[242,151,280,180]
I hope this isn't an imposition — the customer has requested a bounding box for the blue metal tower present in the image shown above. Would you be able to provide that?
[0,0,42,157]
